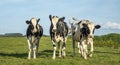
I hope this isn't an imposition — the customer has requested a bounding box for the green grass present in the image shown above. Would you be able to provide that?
[0,37,120,65]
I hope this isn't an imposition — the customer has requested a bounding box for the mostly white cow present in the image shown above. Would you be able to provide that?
[49,15,69,59]
[26,17,43,59]
[70,18,101,59]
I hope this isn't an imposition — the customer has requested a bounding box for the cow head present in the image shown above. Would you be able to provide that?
[69,17,81,32]
[81,20,101,38]
[49,15,59,32]
[26,17,40,33]
[57,17,65,27]
[57,17,66,36]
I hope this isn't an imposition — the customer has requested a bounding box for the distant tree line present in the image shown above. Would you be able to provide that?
[0,33,49,37]
[0,33,23,37]
[94,33,120,49]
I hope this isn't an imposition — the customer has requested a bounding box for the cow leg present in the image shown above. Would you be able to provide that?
[36,38,40,56]
[89,39,93,57]
[62,42,66,58]
[58,42,62,57]
[80,42,83,57]
[52,40,56,60]
[72,40,76,57]
[27,39,31,59]
[78,42,81,54]
[81,40,87,60]
[33,43,37,59]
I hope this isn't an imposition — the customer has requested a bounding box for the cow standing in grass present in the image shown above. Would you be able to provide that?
[26,17,43,59]
[70,18,101,59]
[49,15,68,59]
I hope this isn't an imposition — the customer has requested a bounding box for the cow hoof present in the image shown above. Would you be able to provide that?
[33,57,36,59]
[52,57,56,60]
[62,55,66,58]
[28,57,31,60]
[59,55,62,58]
[84,56,87,60]
[89,54,92,57]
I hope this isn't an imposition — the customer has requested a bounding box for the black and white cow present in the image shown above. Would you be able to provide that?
[49,15,69,59]
[70,18,101,59]
[26,17,43,59]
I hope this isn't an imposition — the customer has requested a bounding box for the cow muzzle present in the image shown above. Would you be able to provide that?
[88,35,94,38]
[32,28,37,33]
[52,29,57,32]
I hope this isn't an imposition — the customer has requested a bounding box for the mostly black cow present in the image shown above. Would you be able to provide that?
[49,15,69,59]
[26,17,43,59]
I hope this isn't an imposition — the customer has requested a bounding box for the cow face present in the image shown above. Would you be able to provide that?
[81,22,101,38]
[26,18,40,33]
[57,17,66,35]
[49,15,59,32]
[57,17,65,27]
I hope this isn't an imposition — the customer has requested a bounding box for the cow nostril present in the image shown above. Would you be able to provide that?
[88,35,93,38]
[89,35,93,38]
[90,36,92,38]
[32,29,37,33]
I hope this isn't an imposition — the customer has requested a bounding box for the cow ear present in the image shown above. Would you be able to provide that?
[37,18,40,22]
[26,20,30,24]
[95,25,101,29]
[77,21,81,24]
[49,15,52,21]
[72,17,76,20]
[62,17,65,20]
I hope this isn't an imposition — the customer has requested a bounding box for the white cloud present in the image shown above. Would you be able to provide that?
[103,22,120,29]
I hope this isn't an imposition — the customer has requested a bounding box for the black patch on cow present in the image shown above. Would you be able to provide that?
[56,17,68,36]
[81,23,90,37]
[53,45,56,47]
[62,42,66,48]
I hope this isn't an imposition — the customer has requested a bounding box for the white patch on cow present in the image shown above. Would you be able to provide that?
[52,16,59,30]
[52,40,56,59]
[87,22,95,38]
[87,38,93,57]
[33,43,37,59]
[81,39,88,60]
[55,35,60,42]
[27,39,31,59]
[78,42,81,53]
[31,18,37,33]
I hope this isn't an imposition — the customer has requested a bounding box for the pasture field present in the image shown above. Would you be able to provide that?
[0,36,120,65]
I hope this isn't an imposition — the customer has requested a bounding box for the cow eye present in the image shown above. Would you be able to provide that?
[86,29,90,34]
[30,25,34,30]
[93,28,95,33]
[81,28,86,33]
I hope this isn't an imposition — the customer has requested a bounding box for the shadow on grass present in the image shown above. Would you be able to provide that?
[0,50,53,59]
[40,50,73,58]
[0,53,27,58]
[40,50,53,58]
[0,50,75,58]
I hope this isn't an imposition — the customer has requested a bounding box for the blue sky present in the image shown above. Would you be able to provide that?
[0,0,120,35]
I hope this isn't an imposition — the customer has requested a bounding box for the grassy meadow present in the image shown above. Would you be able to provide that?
[0,35,120,65]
